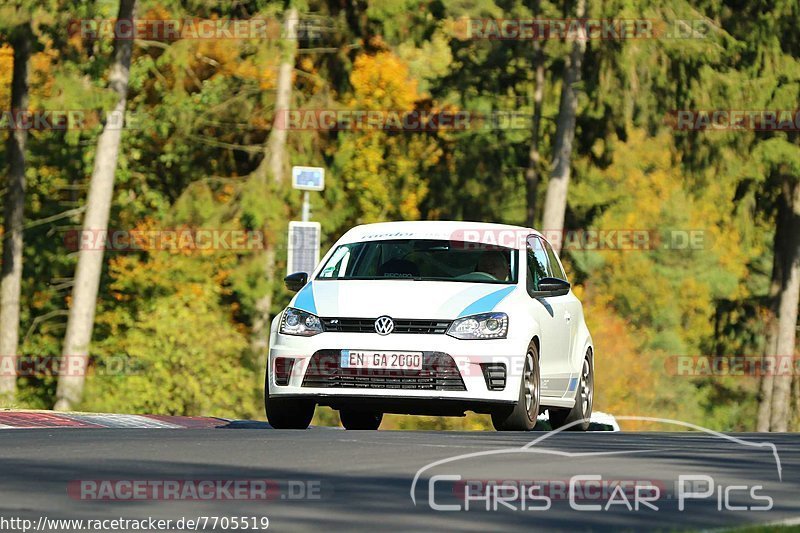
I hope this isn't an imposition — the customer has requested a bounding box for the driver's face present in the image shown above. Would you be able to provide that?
[477,254,509,280]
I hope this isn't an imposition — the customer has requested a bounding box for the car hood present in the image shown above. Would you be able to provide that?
[290,279,516,320]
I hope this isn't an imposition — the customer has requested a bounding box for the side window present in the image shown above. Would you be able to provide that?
[542,239,567,281]
[319,245,351,278]
[526,237,549,293]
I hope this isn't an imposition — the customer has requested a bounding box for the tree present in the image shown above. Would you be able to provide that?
[256,7,298,185]
[250,7,299,356]
[334,51,436,225]
[0,23,31,404]
[524,0,546,228]
[757,195,786,432]
[751,141,800,431]
[54,0,136,410]
[768,177,800,431]
[541,0,585,252]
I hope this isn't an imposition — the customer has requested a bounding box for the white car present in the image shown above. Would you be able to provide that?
[266,221,594,431]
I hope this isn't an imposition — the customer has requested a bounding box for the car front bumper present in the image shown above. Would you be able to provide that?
[267,330,528,408]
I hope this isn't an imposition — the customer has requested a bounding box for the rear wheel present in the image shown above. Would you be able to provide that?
[340,409,383,430]
[549,352,593,431]
[492,341,540,431]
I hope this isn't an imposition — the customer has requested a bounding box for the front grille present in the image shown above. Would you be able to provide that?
[320,317,452,334]
[302,351,466,391]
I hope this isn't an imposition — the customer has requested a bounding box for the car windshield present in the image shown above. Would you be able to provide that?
[316,239,518,284]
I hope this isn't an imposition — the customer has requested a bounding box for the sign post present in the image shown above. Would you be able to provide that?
[289,166,325,275]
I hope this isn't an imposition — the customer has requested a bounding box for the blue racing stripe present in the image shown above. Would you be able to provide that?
[293,282,317,315]
[457,286,516,317]
[567,377,579,392]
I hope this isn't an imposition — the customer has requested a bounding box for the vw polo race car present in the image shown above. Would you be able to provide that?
[266,221,594,431]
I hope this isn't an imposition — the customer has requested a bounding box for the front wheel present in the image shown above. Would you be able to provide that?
[340,409,383,430]
[492,341,540,431]
[265,396,315,429]
[549,351,593,431]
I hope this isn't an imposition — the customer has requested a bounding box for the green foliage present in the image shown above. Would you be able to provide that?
[83,253,259,418]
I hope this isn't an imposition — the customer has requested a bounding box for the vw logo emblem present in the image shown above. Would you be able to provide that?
[374,316,395,335]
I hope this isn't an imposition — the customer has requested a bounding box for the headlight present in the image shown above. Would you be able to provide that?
[447,312,508,340]
[280,307,323,336]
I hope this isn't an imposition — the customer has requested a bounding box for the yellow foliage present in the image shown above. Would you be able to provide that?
[338,52,440,225]
[142,5,280,92]
[0,44,12,109]
[142,5,172,22]
[299,57,314,72]
[30,44,56,99]
[189,39,276,90]
[349,52,419,110]
[0,41,58,107]
[583,296,692,430]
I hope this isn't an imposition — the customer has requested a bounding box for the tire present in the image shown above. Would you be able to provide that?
[340,409,383,430]
[549,351,593,431]
[264,360,315,429]
[265,396,315,429]
[492,341,541,431]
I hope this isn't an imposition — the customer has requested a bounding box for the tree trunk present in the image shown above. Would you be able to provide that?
[757,316,778,431]
[768,178,800,432]
[792,371,800,431]
[251,246,277,355]
[54,0,135,411]
[756,206,785,431]
[0,26,31,404]
[251,7,299,356]
[524,1,545,229]
[541,0,586,253]
[254,7,298,184]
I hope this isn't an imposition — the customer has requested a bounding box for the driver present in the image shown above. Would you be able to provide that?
[475,251,509,281]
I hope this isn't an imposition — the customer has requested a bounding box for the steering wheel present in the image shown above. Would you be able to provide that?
[455,271,498,281]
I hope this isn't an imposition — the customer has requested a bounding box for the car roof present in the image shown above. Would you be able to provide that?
[338,221,544,247]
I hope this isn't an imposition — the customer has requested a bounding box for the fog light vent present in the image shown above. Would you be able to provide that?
[480,364,507,391]
[274,358,296,386]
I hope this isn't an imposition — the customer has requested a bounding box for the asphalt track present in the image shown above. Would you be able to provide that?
[1,423,799,532]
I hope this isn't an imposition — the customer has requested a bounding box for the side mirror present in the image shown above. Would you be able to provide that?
[532,277,571,297]
[284,272,308,292]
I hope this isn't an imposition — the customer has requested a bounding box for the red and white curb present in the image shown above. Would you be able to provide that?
[0,410,230,429]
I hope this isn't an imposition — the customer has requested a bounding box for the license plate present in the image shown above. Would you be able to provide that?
[340,350,423,370]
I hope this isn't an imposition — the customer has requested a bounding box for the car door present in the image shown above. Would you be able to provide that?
[525,236,572,397]
[541,238,583,372]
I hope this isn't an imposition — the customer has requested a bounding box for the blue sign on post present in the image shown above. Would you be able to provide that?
[292,166,325,191]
